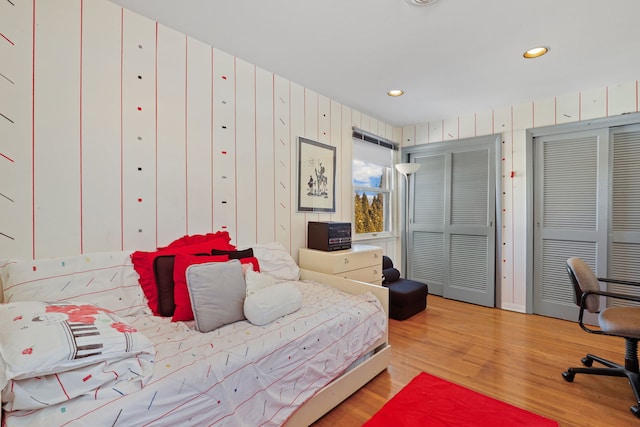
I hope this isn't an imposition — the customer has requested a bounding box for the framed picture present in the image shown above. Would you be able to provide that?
[297,137,336,213]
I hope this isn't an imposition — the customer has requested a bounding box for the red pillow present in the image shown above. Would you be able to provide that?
[158,231,233,250]
[172,254,229,322]
[238,257,260,273]
[131,235,235,315]
[132,250,169,315]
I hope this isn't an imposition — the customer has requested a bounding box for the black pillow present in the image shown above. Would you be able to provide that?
[153,256,177,317]
[153,253,209,317]
[211,248,254,259]
[382,267,401,284]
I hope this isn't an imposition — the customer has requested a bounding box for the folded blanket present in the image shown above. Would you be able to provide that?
[0,301,155,411]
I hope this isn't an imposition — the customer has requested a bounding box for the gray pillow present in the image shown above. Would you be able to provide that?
[185,259,246,332]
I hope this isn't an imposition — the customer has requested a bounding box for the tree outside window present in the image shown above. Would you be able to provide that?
[352,140,393,235]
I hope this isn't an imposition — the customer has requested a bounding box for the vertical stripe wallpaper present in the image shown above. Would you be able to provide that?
[2,0,638,312]
[0,0,397,264]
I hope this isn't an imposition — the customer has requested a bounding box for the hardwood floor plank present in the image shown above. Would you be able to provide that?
[311,295,637,427]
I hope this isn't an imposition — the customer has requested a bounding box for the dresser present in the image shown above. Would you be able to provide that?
[298,244,383,285]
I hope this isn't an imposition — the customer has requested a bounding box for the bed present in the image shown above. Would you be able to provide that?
[0,237,390,426]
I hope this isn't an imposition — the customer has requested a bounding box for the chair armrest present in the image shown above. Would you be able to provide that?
[579,289,640,335]
[583,289,640,304]
[597,277,640,287]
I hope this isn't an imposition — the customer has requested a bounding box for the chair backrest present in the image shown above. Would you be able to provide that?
[566,257,600,313]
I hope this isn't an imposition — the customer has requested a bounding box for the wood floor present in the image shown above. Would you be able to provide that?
[311,295,638,427]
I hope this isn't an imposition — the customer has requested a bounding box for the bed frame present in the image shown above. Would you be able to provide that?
[285,269,391,426]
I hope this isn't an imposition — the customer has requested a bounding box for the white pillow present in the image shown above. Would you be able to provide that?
[245,269,277,294]
[244,282,302,326]
[0,251,147,317]
[251,242,300,282]
[185,260,246,333]
[0,301,155,392]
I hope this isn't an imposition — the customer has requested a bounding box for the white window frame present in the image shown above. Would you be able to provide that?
[352,132,396,239]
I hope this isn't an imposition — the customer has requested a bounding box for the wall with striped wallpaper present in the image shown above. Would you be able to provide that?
[5,1,636,313]
[401,82,640,311]
[0,0,399,262]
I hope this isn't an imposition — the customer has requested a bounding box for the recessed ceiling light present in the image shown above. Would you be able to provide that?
[388,89,404,97]
[523,46,549,58]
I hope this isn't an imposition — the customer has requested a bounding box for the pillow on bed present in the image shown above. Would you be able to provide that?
[1,251,146,317]
[185,259,247,332]
[153,255,180,317]
[172,254,230,322]
[211,249,261,273]
[245,269,277,294]
[0,301,155,392]
[211,248,254,259]
[157,231,233,250]
[131,236,235,315]
[244,282,302,326]
[154,254,227,317]
[251,242,300,281]
[239,256,260,273]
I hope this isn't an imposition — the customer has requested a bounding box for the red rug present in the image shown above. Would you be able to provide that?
[363,372,558,427]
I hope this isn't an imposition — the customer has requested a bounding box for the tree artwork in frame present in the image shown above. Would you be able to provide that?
[297,137,336,213]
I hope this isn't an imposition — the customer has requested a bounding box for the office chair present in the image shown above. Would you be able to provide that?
[563,257,640,418]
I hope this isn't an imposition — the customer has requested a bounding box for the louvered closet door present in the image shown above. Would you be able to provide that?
[609,125,640,306]
[410,154,446,295]
[533,129,609,321]
[409,137,496,307]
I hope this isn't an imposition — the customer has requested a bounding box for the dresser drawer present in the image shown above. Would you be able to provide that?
[329,248,382,274]
[298,245,383,286]
[340,266,383,285]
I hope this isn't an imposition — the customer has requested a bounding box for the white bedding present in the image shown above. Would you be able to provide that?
[3,280,387,427]
[0,301,155,411]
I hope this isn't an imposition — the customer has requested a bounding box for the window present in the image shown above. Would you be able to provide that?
[352,136,394,235]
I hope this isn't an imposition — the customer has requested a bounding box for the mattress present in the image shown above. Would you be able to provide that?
[2,280,387,427]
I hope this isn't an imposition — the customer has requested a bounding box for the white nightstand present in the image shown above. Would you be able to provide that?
[298,244,383,285]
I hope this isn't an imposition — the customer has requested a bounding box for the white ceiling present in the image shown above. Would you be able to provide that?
[108,0,640,128]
